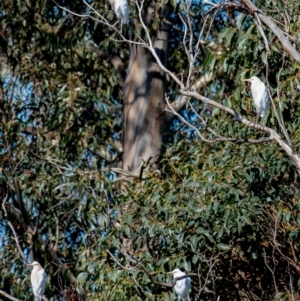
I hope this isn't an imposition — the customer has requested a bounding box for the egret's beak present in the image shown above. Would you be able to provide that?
[167,271,174,274]
[242,78,251,82]
[27,263,33,266]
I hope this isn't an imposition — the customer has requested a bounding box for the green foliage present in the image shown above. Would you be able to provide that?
[1,0,300,300]
[77,137,299,300]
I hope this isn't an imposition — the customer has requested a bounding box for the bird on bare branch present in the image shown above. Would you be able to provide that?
[242,76,269,122]
[168,268,191,301]
[109,0,130,25]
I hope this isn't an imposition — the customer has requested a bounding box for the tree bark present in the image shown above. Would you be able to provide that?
[123,11,170,176]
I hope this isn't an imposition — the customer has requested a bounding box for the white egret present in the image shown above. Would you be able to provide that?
[27,261,47,301]
[168,268,191,301]
[242,76,269,121]
[109,0,130,25]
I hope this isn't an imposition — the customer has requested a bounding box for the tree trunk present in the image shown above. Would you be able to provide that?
[123,16,169,177]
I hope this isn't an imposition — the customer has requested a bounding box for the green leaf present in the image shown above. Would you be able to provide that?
[77,272,88,283]
[217,243,231,251]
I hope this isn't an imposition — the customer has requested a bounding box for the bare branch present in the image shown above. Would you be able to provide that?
[2,193,8,217]
[253,13,270,53]
[0,290,21,301]
[242,0,300,62]
[110,167,140,179]
[165,96,273,144]
[7,221,28,263]
[271,51,292,147]
[166,72,214,121]
[53,214,60,252]
[24,126,57,139]
[262,248,278,294]
[106,249,142,271]
[177,89,300,172]
[131,273,151,299]
[55,1,124,38]
[108,246,198,288]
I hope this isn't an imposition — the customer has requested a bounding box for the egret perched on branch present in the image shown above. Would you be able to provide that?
[27,261,47,301]
[109,0,130,25]
[168,268,191,301]
[242,76,269,122]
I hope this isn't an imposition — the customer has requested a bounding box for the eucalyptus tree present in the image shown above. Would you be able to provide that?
[79,0,300,300]
[1,0,300,300]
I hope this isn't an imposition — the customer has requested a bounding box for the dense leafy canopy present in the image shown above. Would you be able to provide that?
[1,0,300,300]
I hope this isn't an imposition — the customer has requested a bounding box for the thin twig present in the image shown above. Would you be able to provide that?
[166,96,273,144]
[106,249,142,271]
[108,248,197,288]
[7,221,28,263]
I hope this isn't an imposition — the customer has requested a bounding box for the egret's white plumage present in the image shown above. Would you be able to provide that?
[243,76,269,118]
[109,0,130,24]
[27,261,47,301]
[169,268,191,301]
